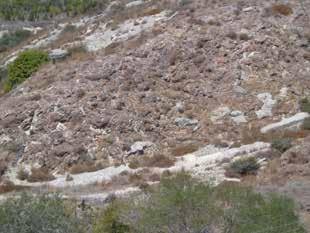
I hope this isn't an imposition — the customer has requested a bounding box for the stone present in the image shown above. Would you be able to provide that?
[175,117,199,127]
[210,107,231,123]
[230,111,247,124]
[66,174,74,181]
[255,93,276,119]
[128,141,154,155]
[261,112,310,134]
[49,49,69,60]
[126,0,144,8]
[176,102,185,113]
[233,86,247,95]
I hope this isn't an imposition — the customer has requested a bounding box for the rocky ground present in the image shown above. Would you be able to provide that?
[0,0,310,228]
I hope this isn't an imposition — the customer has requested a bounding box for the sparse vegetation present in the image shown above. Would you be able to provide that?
[0,0,111,21]
[300,98,310,113]
[0,193,85,233]
[128,153,175,169]
[171,143,200,157]
[271,138,293,153]
[94,172,306,233]
[302,117,310,130]
[226,156,260,178]
[0,30,31,52]
[4,49,49,92]
[69,161,106,174]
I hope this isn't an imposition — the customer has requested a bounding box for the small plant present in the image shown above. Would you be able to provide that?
[226,156,260,177]
[299,97,310,113]
[271,138,292,153]
[4,49,49,92]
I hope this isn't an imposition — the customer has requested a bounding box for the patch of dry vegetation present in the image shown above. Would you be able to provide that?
[271,4,293,16]
[69,161,107,174]
[27,167,55,183]
[128,153,175,169]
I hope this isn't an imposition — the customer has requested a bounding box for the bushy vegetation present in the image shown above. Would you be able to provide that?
[0,0,111,21]
[299,97,310,113]
[94,172,306,233]
[271,138,293,153]
[4,49,49,92]
[0,193,85,233]
[0,30,31,52]
[226,156,260,177]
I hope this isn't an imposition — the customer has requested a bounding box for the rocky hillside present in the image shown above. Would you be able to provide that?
[0,0,310,225]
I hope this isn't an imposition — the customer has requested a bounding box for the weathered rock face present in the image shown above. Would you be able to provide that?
[0,0,310,172]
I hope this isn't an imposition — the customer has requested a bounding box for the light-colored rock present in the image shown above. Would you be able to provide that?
[49,49,69,60]
[211,107,231,122]
[230,111,247,124]
[255,93,276,119]
[128,141,154,155]
[175,117,198,127]
[84,11,169,51]
[260,112,310,134]
[126,0,144,8]
[0,30,8,39]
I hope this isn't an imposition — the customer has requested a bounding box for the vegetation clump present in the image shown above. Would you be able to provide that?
[226,156,260,177]
[0,193,85,233]
[271,138,293,153]
[4,49,49,92]
[0,30,31,52]
[94,172,306,233]
[299,97,310,113]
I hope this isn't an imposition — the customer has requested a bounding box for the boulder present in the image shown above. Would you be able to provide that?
[261,112,310,133]
[49,49,69,60]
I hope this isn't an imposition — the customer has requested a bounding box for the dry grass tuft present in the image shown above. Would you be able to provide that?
[69,161,106,175]
[27,167,55,183]
[128,153,175,169]
[271,4,293,16]
[171,143,200,157]
[0,180,26,194]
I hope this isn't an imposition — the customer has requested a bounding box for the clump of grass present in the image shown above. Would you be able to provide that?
[17,167,29,181]
[302,117,310,130]
[226,157,260,178]
[271,138,293,153]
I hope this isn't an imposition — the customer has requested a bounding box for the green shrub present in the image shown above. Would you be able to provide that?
[226,156,260,177]
[271,138,293,153]
[302,117,310,130]
[299,98,310,113]
[0,30,31,52]
[4,49,49,92]
[0,193,85,233]
[95,172,306,233]
[93,201,132,233]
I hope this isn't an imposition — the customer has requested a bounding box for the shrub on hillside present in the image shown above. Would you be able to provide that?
[94,172,306,233]
[26,167,55,182]
[302,117,310,130]
[0,193,85,233]
[4,49,49,92]
[271,138,293,153]
[226,156,260,177]
[299,98,310,113]
[0,30,31,52]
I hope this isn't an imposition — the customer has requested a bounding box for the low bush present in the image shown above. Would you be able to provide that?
[302,117,310,130]
[94,172,306,233]
[128,154,175,169]
[70,161,105,174]
[226,157,260,177]
[0,30,31,52]
[300,98,310,113]
[171,143,200,157]
[271,138,293,153]
[0,193,85,233]
[4,49,49,92]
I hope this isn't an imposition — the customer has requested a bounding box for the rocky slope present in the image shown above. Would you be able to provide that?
[0,0,310,216]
